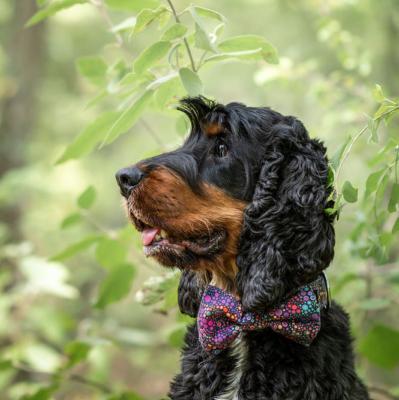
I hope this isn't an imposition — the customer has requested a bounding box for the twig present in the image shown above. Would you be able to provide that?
[368,385,399,400]
[13,363,112,394]
[166,0,197,72]
[335,105,399,190]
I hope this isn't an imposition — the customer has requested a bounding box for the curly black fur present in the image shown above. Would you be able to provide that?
[171,98,368,399]
[118,96,369,399]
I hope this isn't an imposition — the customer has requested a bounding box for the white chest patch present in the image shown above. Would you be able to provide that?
[214,335,247,400]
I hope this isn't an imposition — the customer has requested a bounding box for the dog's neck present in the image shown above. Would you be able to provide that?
[207,256,239,294]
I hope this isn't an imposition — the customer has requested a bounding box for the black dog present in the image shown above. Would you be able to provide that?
[116,97,369,399]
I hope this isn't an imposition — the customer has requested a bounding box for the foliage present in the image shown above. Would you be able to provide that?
[0,0,399,399]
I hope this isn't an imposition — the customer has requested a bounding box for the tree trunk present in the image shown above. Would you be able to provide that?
[0,0,46,240]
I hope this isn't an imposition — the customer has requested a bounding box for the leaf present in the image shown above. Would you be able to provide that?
[342,181,358,203]
[192,6,226,22]
[107,392,145,400]
[105,0,159,11]
[95,238,128,269]
[364,168,385,198]
[154,77,182,108]
[134,6,167,34]
[359,325,399,369]
[161,23,188,41]
[359,298,390,310]
[375,172,390,207]
[102,90,153,146]
[95,263,135,308]
[218,35,278,64]
[194,22,216,52]
[60,212,82,229]
[50,235,102,261]
[65,341,91,367]
[372,84,385,103]
[134,41,171,74]
[76,56,107,86]
[77,185,96,209]
[393,218,399,234]
[330,135,351,171]
[179,68,203,96]
[204,49,264,64]
[388,183,399,212]
[21,386,58,400]
[367,116,379,143]
[56,111,121,164]
[111,17,137,33]
[168,324,186,348]
[25,0,86,27]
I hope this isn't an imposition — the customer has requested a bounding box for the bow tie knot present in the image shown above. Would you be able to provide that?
[198,275,329,353]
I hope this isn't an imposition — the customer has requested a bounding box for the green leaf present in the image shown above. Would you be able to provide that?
[205,49,266,64]
[77,185,96,209]
[95,263,135,308]
[50,235,102,261]
[218,35,278,64]
[154,77,182,108]
[60,212,82,229]
[105,0,159,11]
[330,135,351,171]
[364,168,385,198]
[56,111,121,164]
[134,6,167,34]
[136,272,179,306]
[161,23,187,41]
[111,17,137,33]
[359,325,399,369]
[76,56,107,87]
[107,392,145,400]
[21,385,58,400]
[95,238,128,269]
[342,181,358,203]
[367,117,380,143]
[26,0,86,27]
[102,90,153,146]
[168,324,186,348]
[359,298,390,310]
[194,22,216,52]
[388,182,399,212]
[192,6,226,22]
[375,172,390,207]
[179,68,203,96]
[372,84,385,103]
[65,341,91,367]
[134,41,171,74]
[393,218,399,234]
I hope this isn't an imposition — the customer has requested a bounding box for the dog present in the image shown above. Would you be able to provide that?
[116,97,369,399]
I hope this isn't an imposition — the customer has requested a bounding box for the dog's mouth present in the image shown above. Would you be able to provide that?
[131,214,226,260]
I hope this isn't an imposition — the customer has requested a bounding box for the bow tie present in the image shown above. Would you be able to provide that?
[198,274,330,353]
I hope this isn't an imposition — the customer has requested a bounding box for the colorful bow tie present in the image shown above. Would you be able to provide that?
[198,275,329,353]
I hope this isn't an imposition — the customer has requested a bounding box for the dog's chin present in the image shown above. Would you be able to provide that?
[128,210,226,269]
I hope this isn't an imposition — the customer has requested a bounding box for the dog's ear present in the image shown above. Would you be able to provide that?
[236,116,335,312]
[178,270,204,317]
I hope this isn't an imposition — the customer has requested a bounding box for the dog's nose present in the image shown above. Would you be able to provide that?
[115,166,144,198]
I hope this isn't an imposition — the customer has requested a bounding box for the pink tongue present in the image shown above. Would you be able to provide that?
[141,227,160,246]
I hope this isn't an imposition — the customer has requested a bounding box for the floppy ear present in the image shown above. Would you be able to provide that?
[178,270,204,317]
[236,116,335,312]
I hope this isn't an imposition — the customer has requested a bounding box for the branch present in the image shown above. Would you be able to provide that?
[368,385,399,400]
[335,105,399,190]
[166,0,197,72]
[13,363,112,394]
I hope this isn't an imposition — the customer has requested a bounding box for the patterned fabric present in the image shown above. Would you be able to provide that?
[198,276,329,353]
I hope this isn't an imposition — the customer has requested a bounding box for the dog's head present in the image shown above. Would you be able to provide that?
[116,97,335,315]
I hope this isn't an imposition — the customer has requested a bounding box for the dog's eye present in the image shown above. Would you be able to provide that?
[215,143,228,158]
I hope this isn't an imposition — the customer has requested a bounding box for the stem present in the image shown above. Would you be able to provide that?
[90,0,125,48]
[335,105,399,191]
[13,363,112,394]
[166,0,197,72]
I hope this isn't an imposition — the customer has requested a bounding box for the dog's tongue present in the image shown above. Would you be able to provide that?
[141,227,160,246]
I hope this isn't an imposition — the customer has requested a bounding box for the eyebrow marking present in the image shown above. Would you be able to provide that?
[203,122,225,136]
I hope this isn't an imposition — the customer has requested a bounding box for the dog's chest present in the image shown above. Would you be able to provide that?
[215,335,247,400]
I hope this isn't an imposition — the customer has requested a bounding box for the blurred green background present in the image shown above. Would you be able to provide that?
[0,0,399,399]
